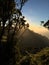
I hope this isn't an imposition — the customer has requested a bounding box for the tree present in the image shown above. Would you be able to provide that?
[0,0,16,41]
[40,20,49,30]
[43,20,49,29]
[0,0,15,26]
[0,0,29,65]
[16,0,28,10]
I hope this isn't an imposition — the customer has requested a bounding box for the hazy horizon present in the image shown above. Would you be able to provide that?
[29,24,49,39]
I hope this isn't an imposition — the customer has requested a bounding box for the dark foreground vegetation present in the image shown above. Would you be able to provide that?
[0,0,49,65]
[16,47,49,65]
[0,0,29,65]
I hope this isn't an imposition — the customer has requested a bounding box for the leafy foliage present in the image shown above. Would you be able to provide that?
[16,47,49,65]
[41,20,49,30]
[43,20,49,30]
[0,0,15,22]
[31,47,49,65]
[0,0,29,65]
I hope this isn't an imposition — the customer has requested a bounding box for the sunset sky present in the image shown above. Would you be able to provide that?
[22,0,49,39]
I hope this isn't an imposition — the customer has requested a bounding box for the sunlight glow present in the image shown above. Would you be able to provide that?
[29,24,49,39]
[26,18,49,39]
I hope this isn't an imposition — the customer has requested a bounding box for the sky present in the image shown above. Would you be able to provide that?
[21,0,49,39]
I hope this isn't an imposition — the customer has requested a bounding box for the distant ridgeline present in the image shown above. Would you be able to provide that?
[18,29,49,54]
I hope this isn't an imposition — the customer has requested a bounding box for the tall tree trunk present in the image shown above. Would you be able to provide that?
[0,21,5,43]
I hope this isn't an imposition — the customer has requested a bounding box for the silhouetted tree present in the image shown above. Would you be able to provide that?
[0,0,29,65]
[0,0,16,41]
[43,20,49,29]
[16,0,28,10]
[41,20,49,30]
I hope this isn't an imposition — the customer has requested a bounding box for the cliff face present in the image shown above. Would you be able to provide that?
[18,29,49,50]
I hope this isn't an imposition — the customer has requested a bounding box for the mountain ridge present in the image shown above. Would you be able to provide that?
[18,29,49,53]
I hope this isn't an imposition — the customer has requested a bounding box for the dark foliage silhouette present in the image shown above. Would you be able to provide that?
[43,20,49,29]
[0,0,29,65]
[41,20,49,30]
